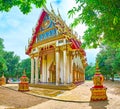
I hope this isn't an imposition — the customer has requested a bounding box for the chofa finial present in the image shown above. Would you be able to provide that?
[50,3,55,14]
[57,8,61,18]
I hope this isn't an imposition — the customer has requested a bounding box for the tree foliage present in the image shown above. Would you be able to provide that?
[18,58,31,79]
[0,38,31,80]
[68,0,120,48]
[0,38,7,76]
[85,64,95,80]
[0,0,46,14]
[97,46,120,81]
[3,51,20,78]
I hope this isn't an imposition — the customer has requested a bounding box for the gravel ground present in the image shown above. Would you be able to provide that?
[0,86,48,109]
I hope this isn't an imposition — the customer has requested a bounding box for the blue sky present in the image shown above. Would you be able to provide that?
[0,0,100,64]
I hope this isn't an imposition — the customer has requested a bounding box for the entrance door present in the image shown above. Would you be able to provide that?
[49,62,56,83]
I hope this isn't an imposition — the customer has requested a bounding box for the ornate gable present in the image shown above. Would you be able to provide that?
[36,13,58,42]
[25,9,47,55]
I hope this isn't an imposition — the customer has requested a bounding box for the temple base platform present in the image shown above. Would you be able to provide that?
[90,86,107,101]
[29,82,76,90]
[73,81,84,86]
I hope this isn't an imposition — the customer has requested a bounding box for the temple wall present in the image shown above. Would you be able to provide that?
[73,55,84,73]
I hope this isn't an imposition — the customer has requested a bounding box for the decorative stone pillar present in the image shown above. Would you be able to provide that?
[63,45,67,84]
[44,55,47,83]
[56,47,60,85]
[90,61,107,101]
[39,56,42,82]
[70,53,73,83]
[31,58,34,84]
[35,57,39,84]
[75,71,77,82]
[73,63,75,82]
[78,71,80,81]
[66,51,70,83]
[18,70,29,92]
[42,55,45,82]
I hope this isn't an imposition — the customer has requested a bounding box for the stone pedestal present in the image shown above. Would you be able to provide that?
[18,83,29,92]
[18,71,29,92]
[90,86,107,101]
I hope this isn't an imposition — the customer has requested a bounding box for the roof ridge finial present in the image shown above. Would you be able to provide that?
[43,5,49,13]
[57,8,61,18]
[50,3,55,14]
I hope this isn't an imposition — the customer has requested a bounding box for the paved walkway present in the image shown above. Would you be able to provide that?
[1,81,120,109]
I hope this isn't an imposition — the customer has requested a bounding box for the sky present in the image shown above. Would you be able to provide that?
[0,0,100,64]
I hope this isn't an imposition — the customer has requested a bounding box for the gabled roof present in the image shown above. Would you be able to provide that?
[26,8,83,54]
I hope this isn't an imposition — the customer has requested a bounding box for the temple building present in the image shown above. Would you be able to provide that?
[25,6,87,86]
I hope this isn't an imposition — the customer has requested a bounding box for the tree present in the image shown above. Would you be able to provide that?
[85,63,95,80]
[68,0,120,48]
[0,38,7,76]
[18,58,31,79]
[112,49,120,73]
[0,0,46,14]
[97,46,120,81]
[97,50,111,80]
[3,51,20,78]
[0,56,7,77]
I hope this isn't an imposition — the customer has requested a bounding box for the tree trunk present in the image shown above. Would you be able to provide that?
[111,74,114,82]
[105,74,109,80]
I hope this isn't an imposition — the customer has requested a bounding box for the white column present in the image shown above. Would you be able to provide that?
[67,52,70,83]
[44,55,47,83]
[83,69,85,81]
[40,57,42,82]
[63,48,67,84]
[35,57,39,84]
[42,55,45,82]
[70,54,73,83]
[56,47,60,85]
[31,58,34,84]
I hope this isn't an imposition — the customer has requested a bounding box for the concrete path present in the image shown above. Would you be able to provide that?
[1,81,120,109]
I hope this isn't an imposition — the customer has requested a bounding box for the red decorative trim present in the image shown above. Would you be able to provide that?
[69,38,79,49]
[26,10,47,55]
[92,86,104,88]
